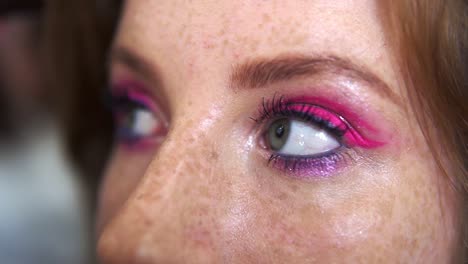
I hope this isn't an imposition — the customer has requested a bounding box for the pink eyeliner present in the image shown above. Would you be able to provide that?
[112,80,160,114]
[287,104,383,149]
[286,96,387,149]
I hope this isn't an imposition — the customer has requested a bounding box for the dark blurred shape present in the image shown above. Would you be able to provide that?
[44,0,120,200]
[0,87,13,138]
[42,0,122,261]
[0,4,44,143]
[0,0,43,16]
[0,1,92,263]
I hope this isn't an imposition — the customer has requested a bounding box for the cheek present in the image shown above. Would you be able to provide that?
[216,156,457,262]
[216,172,392,261]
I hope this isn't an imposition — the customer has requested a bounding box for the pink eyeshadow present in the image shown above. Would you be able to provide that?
[285,98,386,149]
[287,96,381,133]
[269,153,346,178]
[342,128,384,148]
[288,105,347,130]
[112,80,160,114]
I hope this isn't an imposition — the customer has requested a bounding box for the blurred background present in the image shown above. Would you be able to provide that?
[0,0,119,263]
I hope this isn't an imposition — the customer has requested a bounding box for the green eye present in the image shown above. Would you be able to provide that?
[267,118,291,151]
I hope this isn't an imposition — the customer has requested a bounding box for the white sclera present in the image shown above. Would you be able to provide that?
[133,109,159,136]
[279,121,340,155]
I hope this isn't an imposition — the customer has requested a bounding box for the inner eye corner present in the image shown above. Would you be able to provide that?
[257,129,269,150]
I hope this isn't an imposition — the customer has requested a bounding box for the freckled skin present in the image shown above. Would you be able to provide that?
[98,0,460,263]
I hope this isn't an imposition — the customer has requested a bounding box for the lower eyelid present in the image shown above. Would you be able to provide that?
[267,151,349,178]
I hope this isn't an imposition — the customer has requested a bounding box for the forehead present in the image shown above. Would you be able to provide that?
[115,0,396,93]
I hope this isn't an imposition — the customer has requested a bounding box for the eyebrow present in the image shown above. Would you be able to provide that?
[230,54,402,106]
[109,47,159,81]
[110,47,401,106]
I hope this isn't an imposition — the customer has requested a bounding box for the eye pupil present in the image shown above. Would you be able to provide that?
[275,124,285,138]
[268,118,291,151]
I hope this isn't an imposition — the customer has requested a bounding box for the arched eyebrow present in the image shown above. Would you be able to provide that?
[230,54,402,106]
[110,47,402,107]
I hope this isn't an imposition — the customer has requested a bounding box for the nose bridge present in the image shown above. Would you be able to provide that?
[99,110,224,263]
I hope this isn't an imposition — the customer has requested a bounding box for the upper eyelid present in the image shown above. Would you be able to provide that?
[108,80,166,115]
[108,63,174,119]
[253,96,344,124]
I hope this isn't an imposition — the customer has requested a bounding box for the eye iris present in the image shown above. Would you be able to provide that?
[268,118,291,151]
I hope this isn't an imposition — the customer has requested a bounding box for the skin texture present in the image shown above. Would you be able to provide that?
[97,1,460,263]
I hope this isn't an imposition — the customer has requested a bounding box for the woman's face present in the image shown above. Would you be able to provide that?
[98,1,460,263]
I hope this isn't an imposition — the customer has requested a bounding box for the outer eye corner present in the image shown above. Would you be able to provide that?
[258,129,269,151]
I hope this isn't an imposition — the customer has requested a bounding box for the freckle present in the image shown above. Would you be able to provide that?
[292,34,307,45]
[300,205,313,216]
[374,223,384,233]
[184,160,200,180]
[183,118,194,128]
[218,28,226,37]
[233,35,241,45]
[166,8,174,17]
[198,133,206,141]
[221,39,230,53]
[143,216,153,228]
[136,193,147,201]
[275,191,288,201]
[248,189,260,201]
[249,41,258,52]
[202,39,215,50]
[197,185,211,199]
[183,35,193,47]
[262,13,271,23]
[413,187,421,200]
[209,151,219,161]
[288,183,299,193]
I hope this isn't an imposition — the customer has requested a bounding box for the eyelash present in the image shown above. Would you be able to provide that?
[253,94,349,137]
[252,94,353,177]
